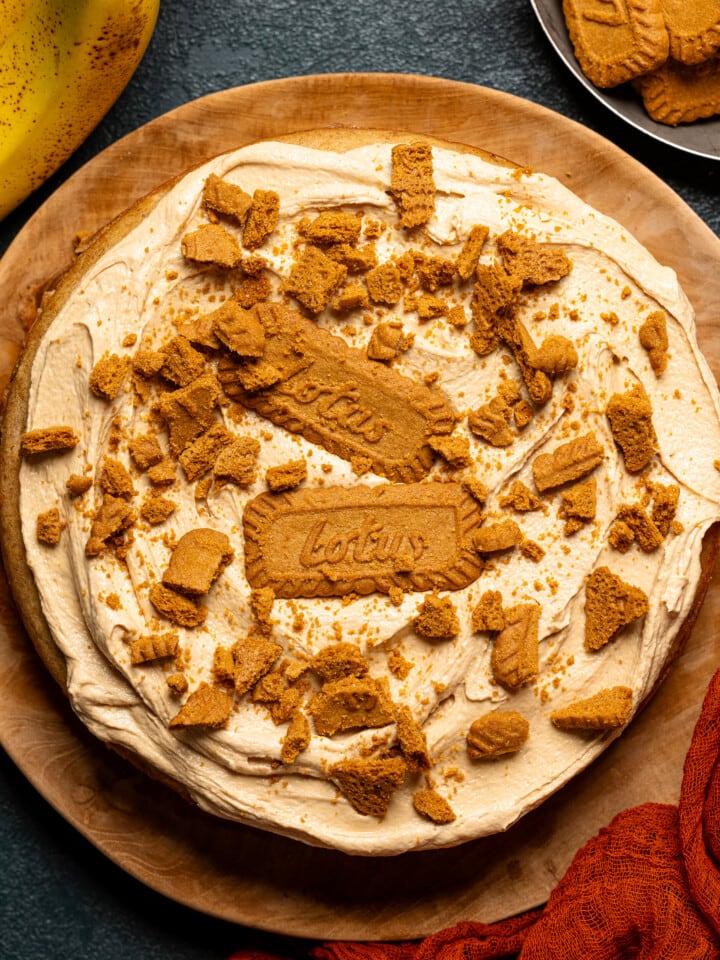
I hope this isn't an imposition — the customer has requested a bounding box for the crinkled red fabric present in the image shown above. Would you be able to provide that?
[230,669,720,960]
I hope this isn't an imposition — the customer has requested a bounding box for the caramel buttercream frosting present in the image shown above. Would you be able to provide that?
[14,132,720,854]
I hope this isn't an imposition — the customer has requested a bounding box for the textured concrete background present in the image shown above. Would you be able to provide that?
[1,2,718,958]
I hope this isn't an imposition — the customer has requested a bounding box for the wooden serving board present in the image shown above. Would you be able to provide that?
[1,73,720,942]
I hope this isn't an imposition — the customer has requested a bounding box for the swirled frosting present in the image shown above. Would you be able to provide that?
[18,138,720,854]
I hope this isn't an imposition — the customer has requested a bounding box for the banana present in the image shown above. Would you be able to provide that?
[0,0,160,220]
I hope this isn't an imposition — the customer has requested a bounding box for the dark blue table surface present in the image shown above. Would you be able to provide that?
[1,2,718,957]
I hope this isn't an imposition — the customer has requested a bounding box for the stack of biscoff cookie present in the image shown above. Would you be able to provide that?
[563,0,720,125]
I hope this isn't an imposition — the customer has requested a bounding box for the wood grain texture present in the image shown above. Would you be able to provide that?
[1,73,719,941]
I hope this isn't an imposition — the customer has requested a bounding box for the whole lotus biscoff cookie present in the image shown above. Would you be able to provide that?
[635,56,720,124]
[563,0,669,87]
[3,128,720,855]
[659,0,720,66]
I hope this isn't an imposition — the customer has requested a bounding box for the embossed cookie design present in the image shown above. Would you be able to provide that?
[217,303,456,482]
[243,482,484,598]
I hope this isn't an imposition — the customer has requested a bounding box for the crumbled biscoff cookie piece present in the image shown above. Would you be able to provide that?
[158,373,222,455]
[472,590,505,632]
[266,458,307,492]
[446,304,467,327]
[390,142,435,229]
[499,480,542,512]
[36,507,64,545]
[309,676,394,737]
[608,519,636,553]
[639,310,668,376]
[416,293,447,322]
[414,253,455,292]
[395,704,431,772]
[615,503,663,552]
[250,586,275,633]
[169,682,234,729]
[469,263,521,357]
[281,711,311,764]
[233,272,272,309]
[65,473,92,498]
[651,482,680,536]
[428,433,472,469]
[497,232,572,287]
[366,260,404,305]
[532,335,578,375]
[413,788,456,824]
[130,631,179,664]
[311,642,369,682]
[231,635,283,695]
[99,456,135,500]
[514,400,533,429]
[474,519,523,554]
[466,710,529,759]
[243,189,280,249]
[491,603,540,690]
[607,384,657,473]
[85,495,135,556]
[147,457,176,487]
[181,223,243,268]
[166,673,188,696]
[285,245,347,314]
[129,433,163,471]
[162,528,233,596]
[463,475,488,505]
[415,593,460,640]
[468,395,514,447]
[456,225,490,281]
[202,173,253,222]
[551,686,633,731]
[149,583,207,628]
[140,492,176,526]
[178,423,233,482]
[585,566,649,651]
[324,242,377,273]
[561,477,596,535]
[521,539,545,562]
[332,282,369,313]
[532,432,604,493]
[329,756,406,817]
[367,321,406,361]
[300,211,362,245]
[21,426,79,456]
[212,300,266,357]
[89,352,126,400]
[159,336,205,387]
[214,436,260,486]
[132,348,164,380]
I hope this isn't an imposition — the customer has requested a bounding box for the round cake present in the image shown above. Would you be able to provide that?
[3,128,720,855]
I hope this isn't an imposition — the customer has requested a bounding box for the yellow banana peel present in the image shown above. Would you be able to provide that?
[0,0,160,220]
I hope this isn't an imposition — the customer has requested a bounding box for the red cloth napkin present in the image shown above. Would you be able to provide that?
[231,669,720,960]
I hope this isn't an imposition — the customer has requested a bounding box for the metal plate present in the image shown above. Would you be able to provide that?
[531,0,720,160]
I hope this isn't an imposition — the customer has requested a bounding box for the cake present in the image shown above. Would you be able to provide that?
[3,128,720,855]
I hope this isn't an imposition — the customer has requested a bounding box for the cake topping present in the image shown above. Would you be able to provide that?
[309,675,394,737]
[181,223,243,269]
[149,583,207,628]
[491,603,540,689]
[36,507,64,545]
[456,224,489,280]
[395,704,431,772]
[472,590,506,632]
[466,710,530,759]
[412,788,456,824]
[390,142,435,228]
[161,528,233,596]
[551,686,634,731]
[65,474,92,498]
[639,310,669,376]
[230,635,282,694]
[242,189,279,249]
[85,495,135,557]
[21,426,78,455]
[532,432,604,492]
[606,384,657,472]
[130,631,179,664]
[212,301,266,357]
[286,245,347,314]
[329,756,406,817]
[169,683,234,729]
[201,173,253,223]
[281,711,311,764]
[584,567,649,652]
[415,592,460,640]
[89,353,126,400]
